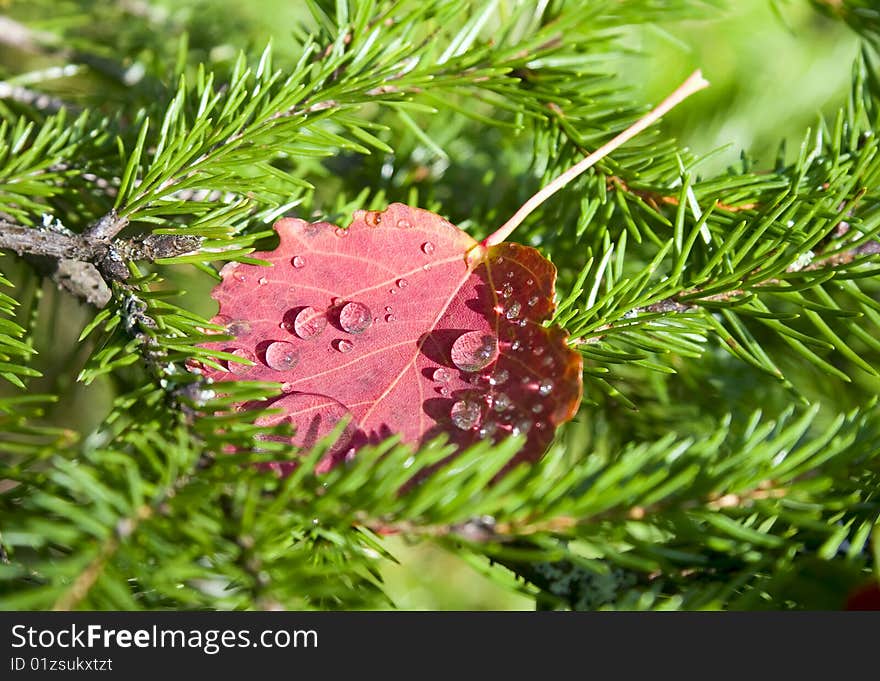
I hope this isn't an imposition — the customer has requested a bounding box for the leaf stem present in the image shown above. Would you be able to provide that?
[483,69,710,247]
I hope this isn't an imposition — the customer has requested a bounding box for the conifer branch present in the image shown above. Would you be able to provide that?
[0,80,72,113]
[484,70,710,246]
[576,235,880,345]
[49,438,212,610]
[0,215,201,306]
[52,523,126,611]
[608,175,759,214]
[0,219,85,260]
[357,480,791,540]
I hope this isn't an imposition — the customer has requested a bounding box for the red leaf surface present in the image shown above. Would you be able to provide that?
[189,73,713,475]
[196,203,582,472]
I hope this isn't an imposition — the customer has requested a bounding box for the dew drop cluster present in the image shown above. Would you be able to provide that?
[427,326,560,441]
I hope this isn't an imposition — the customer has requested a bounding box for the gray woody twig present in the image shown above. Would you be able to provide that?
[0,214,201,307]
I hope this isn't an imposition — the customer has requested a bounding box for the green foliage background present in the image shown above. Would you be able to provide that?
[0,0,878,610]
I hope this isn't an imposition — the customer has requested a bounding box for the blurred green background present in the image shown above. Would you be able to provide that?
[1,0,862,609]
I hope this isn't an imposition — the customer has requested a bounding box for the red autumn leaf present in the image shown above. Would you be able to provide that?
[197,203,582,472]
[193,72,709,474]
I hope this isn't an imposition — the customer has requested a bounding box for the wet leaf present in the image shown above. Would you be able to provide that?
[197,203,582,472]
[194,73,711,473]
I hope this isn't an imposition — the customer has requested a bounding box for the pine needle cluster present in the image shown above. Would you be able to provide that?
[0,0,878,610]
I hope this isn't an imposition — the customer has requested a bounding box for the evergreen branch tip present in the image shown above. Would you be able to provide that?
[483,69,710,247]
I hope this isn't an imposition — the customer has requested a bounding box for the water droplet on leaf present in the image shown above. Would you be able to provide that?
[335,227,349,237]
[451,400,481,430]
[335,339,354,353]
[528,295,539,307]
[292,255,306,268]
[397,278,408,289]
[385,314,395,322]
[451,331,499,372]
[226,348,254,374]
[258,276,268,286]
[512,418,532,436]
[421,241,435,255]
[292,307,328,340]
[339,301,372,334]
[365,211,381,226]
[478,422,497,439]
[500,283,514,299]
[265,341,299,371]
[492,393,511,412]
[538,379,554,396]
[505,301,522,319]
[397,218,411,229]
[433,367,451,382]
[226,320,251,337]
[489,369,509,386]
